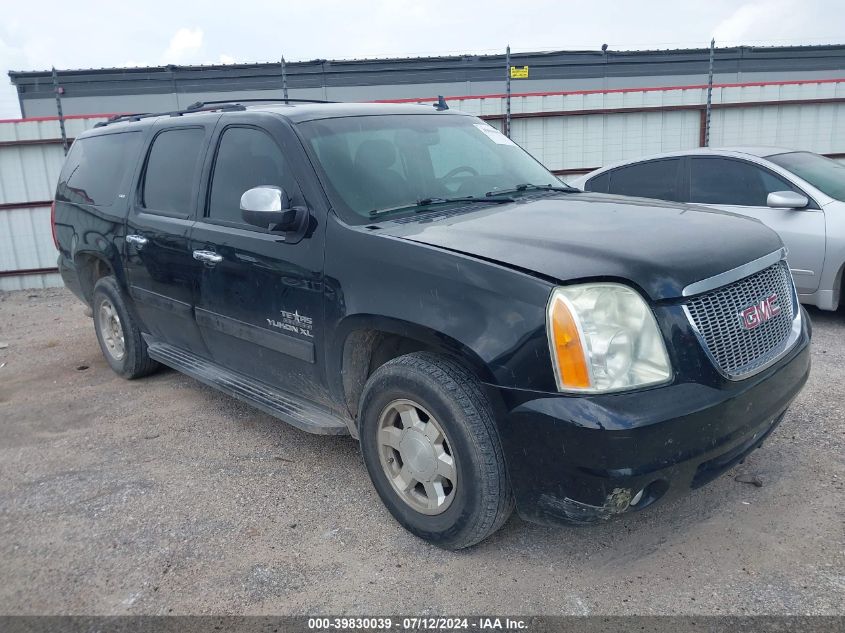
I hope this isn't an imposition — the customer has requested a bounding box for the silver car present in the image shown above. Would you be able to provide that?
[571,148,845,311]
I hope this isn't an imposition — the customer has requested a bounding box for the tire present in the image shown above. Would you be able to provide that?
[91,276,159,379]
[359,352,513,549]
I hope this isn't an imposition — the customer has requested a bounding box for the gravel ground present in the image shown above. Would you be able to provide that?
[0,288,842,616]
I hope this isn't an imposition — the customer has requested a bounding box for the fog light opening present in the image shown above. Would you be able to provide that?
[628,479,669,512]
[630,488,645,507]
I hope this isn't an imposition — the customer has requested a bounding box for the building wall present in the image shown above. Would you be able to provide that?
[10,45,845,118]
[0,116,107,291]
[1,75,844,291]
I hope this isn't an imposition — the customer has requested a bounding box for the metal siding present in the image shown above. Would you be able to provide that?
[709,102,845,150]
[0,205,54,272]
[0,117,106,290]
[0,272,62,292]
[0,144,66,204]
[2,79,845,290]
[11,44,845,110]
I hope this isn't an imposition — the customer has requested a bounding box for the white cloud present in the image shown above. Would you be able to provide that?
[713,1,794,44]
[218,53,235,64]
[162,27,203,63]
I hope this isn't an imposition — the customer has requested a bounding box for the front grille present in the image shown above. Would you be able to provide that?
[684,261,797,379]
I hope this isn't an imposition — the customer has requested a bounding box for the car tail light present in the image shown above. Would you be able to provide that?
[50,200,59,250]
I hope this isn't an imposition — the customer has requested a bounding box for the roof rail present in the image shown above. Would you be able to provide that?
[92,102,248,128]
[92,97,338,128]
[185,98,336,109]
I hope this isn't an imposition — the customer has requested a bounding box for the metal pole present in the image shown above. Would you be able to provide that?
[505,45,511,138]
[51,67,69,155]
[281,56,289,101]
[704,38,715,147]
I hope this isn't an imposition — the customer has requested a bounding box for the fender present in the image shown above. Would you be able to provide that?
[323,214,559,400]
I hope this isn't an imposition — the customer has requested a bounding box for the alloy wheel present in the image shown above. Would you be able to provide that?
[377,398,457,515]
[98,299,126,361]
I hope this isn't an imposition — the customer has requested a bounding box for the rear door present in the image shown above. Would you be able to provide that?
[123,118,218,353]
[188,113,331,403]
[686,156,825,293]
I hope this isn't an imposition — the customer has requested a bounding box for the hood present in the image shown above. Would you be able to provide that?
[378,193,783,301]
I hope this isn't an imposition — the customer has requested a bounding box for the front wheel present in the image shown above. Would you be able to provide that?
[359,352,513,549]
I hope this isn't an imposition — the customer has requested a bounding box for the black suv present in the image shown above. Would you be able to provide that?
[54,100,811,549]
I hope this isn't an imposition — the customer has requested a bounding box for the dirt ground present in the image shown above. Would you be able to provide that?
[0,287,842,615]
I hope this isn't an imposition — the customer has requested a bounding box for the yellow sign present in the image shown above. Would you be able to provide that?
[510,66,529,79]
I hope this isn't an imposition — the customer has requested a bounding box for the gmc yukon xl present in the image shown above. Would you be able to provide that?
[54,101,811,549]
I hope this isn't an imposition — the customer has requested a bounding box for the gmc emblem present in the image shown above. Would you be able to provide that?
[739,294,781,330]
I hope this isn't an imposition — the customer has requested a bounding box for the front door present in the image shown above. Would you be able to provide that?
[124,119,219,353]
[687,156,825,294]
[188,115,331,405]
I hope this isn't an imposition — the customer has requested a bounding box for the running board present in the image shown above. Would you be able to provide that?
[145,340,349,435]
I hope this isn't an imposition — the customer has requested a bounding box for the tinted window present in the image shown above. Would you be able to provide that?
[56,132,143,206]
[585,171,609,193]
[142,128,206,214]
[689,157,797,206]
[608,159,681,200]
[207,127,289,225]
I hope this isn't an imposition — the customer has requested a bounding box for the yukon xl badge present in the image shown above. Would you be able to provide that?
[267,310,314,338]
[739,294,781,330]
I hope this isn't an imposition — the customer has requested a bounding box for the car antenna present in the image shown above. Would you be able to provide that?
[433,95,449,111]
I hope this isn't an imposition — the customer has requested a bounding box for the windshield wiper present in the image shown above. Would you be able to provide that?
[485,183,580,196]
[369,195,515,217]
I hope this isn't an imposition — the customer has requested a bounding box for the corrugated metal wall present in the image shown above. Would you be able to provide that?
[1,78,843,291]
[0,116,106,291]
[423,79,845,173]
[12,45,845,117]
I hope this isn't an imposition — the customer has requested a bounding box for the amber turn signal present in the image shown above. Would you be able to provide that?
[548,294,592,389]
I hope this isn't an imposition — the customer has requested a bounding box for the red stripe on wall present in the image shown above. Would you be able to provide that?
[373,77,845,104]
[0,113,120,124]
[1,76,844,122]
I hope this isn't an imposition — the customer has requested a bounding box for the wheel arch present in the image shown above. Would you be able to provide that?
[74,251,118,304]
[329,314,496,425]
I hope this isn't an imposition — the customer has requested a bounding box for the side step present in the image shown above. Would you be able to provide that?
[146,340,350,436]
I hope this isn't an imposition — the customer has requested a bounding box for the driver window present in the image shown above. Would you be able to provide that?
[689,157,798,207]
[428,127,502,192]
[207,126,291,225]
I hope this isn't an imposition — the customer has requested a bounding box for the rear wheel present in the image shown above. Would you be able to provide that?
[359,352,513,549]
[92,276,159,379]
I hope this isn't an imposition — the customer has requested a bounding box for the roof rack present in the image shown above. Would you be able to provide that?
[93,102,247,127]
[186,97,337,108]
[92,97,337,128]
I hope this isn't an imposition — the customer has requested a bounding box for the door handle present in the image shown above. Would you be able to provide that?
[126,234,148,248]
[193,250,223,265]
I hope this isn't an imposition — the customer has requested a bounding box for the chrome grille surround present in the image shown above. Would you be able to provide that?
[683,259,802,380]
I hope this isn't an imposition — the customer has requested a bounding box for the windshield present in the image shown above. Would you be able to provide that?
[767,151,845,202]
[297,114,559,222]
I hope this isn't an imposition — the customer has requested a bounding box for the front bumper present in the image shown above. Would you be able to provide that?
[494,311,811,526]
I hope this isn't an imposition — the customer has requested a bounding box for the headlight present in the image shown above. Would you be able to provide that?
[546,283,672,393]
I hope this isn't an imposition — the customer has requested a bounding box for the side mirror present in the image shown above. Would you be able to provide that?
[240,186,306,231]
[767,191,809,209]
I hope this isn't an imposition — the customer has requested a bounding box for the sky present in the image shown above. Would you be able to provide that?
[1,0,843,118]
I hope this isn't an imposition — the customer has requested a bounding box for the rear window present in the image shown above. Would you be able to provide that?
[607,159,682,201]
[584,171,610,193]
[56,132,143,206]
[142,128,206,215]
